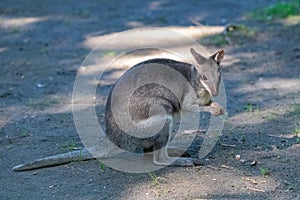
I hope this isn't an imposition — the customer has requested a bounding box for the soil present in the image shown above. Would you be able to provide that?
[1,0,300,199]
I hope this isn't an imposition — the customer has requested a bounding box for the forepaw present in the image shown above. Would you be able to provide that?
[210,102,224,116]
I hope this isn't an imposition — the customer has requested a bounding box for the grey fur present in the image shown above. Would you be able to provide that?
[105,48,224,166]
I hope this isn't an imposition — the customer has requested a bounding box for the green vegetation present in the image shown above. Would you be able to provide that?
[250,0,300,20]
[207,34,229,46]
[239,134,246,143]
[228,152,235,159]
[266,112,278,120]
[245,103,259,113]
[259,167,270,175]
[201,25,256,46]
[63,140,79,151]
[148,172,164,186]
[102,50,116,57]
[76,150,84,162]
[245,103,254,112]
[99,161,106,172]
[293,128,300,137]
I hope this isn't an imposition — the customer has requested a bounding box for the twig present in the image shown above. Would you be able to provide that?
[246,187,265,192]
[242,177,258,185]
[189,17,204,26]
[182,130,198,134]
[206,165,220,171]
[0,134,32,142]
[182,129,206,134]
[221,144,236,148]
[220,165,235,170]
[260,180,267,184]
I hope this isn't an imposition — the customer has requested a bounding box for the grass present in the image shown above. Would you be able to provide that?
[249,0,300,20]
[201,24,256,46]
[208,34,229,46]
[148,172,165,186]
[293,128,300,137]
[259,167,270,175]
[228,152,235,159]
[102,50,116,57]
[266,112,278,120]
[245,103,254,112]
[147,172,171,196]
[245,103,259,113]
[239,134,246,143]
[76,150,84,162]
[99,161,106,172]
[64,140,77,151]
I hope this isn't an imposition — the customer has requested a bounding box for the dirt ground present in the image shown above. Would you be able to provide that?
[1,0,300,199]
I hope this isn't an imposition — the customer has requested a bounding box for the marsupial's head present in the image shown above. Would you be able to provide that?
[190,48,224,96]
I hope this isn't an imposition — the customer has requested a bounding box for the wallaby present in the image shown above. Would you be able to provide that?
[12,48,224,171]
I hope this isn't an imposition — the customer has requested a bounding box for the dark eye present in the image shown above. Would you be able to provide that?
[201,74,208,82]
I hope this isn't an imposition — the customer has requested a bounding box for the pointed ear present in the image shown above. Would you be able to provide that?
[211,50,225,64]
[190,48,206,64]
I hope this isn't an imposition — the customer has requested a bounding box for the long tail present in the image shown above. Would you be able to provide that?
[12,148,94,171]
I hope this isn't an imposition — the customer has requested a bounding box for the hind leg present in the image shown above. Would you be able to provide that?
[152,116,199,166]
[153,145,196,166]
[167,146,190,157]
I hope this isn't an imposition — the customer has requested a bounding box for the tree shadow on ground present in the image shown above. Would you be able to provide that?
[1,0,299,199]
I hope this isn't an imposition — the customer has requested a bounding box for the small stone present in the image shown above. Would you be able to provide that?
[36,83,45,88]
[183,130,198,134]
